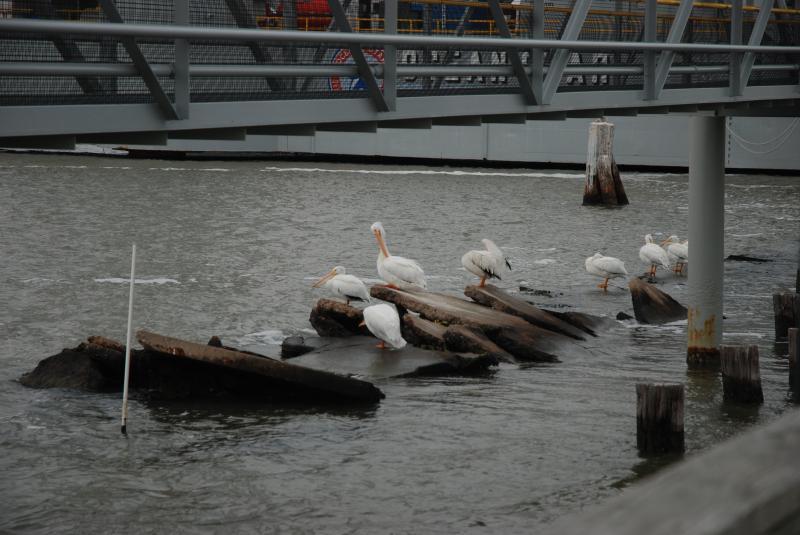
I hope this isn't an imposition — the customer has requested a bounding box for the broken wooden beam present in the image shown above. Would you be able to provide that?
[629,278,687,324]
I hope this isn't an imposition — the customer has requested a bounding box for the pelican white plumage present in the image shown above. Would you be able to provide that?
[661,235,689,275]
[370,222,427,290]
[639,234,671,278]
[312,265,370,305]
[461,239,511,287]
[361,303,407,350]
[585,253,628,291]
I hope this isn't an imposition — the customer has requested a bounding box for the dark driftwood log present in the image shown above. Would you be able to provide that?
[772,293,800,340]
[464,284,588,340]
[401,314,447,351]
[788,328,799,391]
[309,298,370,337]
[19,341,125,391]
[442,324,516,363]
[138,331,384,403]
[720,345,763,403]
[629,278,687,324]
[636,383,685,455]
[370,286,569,362]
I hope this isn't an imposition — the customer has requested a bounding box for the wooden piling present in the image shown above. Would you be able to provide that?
[636,383,685,455]
[582,118,629,206]
[720,345,763,403]
[772,293,800,340]
[789,328,799,391]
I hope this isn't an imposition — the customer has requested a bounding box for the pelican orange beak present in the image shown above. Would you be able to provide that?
[373,228,390,257]
[660,238,672,246]
[312,269,336,288]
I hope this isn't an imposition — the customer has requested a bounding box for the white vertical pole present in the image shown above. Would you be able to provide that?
[121,244,136,435]
[687,116,726,368]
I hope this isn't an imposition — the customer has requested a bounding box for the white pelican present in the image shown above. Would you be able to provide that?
[461,239,511,287]
[661,235,689,275]
[360,303,407,350]
[370,222,427,290]
[312,265,370,305]
[639,234,671,278]
[585,253,628,291]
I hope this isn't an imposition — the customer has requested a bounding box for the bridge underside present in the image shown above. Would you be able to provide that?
[1,85,798,148]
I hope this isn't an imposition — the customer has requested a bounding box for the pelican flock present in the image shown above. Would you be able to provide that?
[461,239,511,287]
[585,253,628,291]
[361,303,407,350]
[312,265,370,305]
[639,234,671,278]
[661,235,689,274]
[370,221,427,290]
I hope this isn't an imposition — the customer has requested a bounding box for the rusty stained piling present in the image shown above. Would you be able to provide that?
[636,383,685,456]
[789,328,799,391]
[720,345,764,403]
[582,118,629,206]
[772,293,800,340]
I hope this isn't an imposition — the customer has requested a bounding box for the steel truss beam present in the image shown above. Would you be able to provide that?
[740,0,774,90]
[542,0,593,104]
[223,0,283,92]
[326,0,389,112]
[486,0,537,104]
[97,0,178,119]
[653,0,694,99]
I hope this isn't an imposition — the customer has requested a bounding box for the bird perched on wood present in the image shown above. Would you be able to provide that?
[639,234,671,278]
[312,265,370,305]
[370,222,427,290]
[461,239,511,287]
[360,303,407,350]
[661,235,689,275]
[585,253,628,291]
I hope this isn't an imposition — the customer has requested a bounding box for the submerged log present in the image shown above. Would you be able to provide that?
[629,278,687,324]
[371,286,572,362]
[309,298,370,337]
[464,284,588,340]
[284,336,497,379]
[582,118,629,206]
[138,331,384,403]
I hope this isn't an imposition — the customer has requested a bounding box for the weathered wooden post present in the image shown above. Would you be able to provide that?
[772,292,800,340]
[789,328,799,391]
[720,345,763,403]
[582,117,629,206]
[636,383,685,455]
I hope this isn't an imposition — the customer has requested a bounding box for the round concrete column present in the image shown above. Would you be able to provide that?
[687,115,726,367]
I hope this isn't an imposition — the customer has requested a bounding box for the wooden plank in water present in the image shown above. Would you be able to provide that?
[137,330,384,403]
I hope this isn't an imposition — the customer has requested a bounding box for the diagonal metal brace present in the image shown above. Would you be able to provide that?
[223,0,283,92]
[327,0,389,112]
[653,0,693,99]
[487,0,538,105]
[740,0,774,91]
[542,0,593,104]
[98,0,178,119]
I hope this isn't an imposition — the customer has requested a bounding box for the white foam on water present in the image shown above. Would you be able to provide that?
[534,259,557,265]
[259,166,585,179]
[94,277,180,285]
[242,329,286,345]
[724,332,766,339]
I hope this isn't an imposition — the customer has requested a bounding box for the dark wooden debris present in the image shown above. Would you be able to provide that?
[464,284,588,340]
[636,383,685,456]
[281,335,323,359]
[772,293,800,340]
[370,285,574,362]
[789,328,799,392]
[724,254,772,263]
[309,298,371,337]
[720,345,763,403]
[442,324,516,363]
[617,311,634,321]
[546,309,611,336]
[629,278,687,324]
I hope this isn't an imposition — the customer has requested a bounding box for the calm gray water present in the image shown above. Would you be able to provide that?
[0,152,798,534]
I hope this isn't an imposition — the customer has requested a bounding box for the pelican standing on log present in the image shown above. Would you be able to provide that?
[360,303,407,350]
[585,253,628,291]
[461,239,511,287]
[312,265,370,305]
[661,235,689,275]
[370,222,427,290]
[639,234,671,278]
